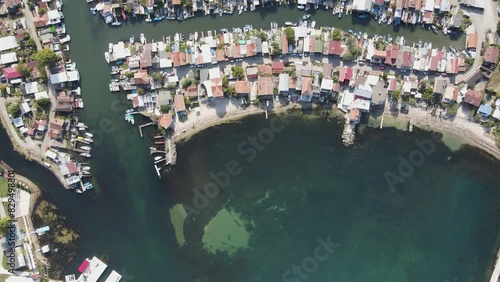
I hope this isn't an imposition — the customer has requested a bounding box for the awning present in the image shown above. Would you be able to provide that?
[78,259,89,272]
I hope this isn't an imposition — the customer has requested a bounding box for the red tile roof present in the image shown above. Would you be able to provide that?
[328,40,342,56]
[464,89,483,107]
[174,94,186,112]
[258,77,273,96]
[301,77,313,95]
[158,114,173,129]
[282,35,289,54]
[235,80,250,94]
[484,47,500,64]
[272,62,285,74]
[2,67,22,79]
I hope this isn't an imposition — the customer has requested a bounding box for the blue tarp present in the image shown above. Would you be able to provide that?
[478,104,492,116]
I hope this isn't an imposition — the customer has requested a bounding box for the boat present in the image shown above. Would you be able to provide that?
[110,69,119,75]
[90,7,96,15]
[145,14,152,22]
[84,138,93,143]
[108,43,113,53]
[239,8,242,15]
[348,29,354,34]
[85,132,93,138]
[310,21,316,28]
[184,10,189,19]
[83,182,94,190]
[189,33,193,41]
[104,52,110,64]
[338,11,342,18]
[302,13,311,20]
[82,166,91,171]
[431,25,438,33]
[75,189,83,194]
[154,156,162,161]
[297,4,305,9]
[285,22,296,26]
[443,26,448,35]
[44,162,51,168]
[130,35,135,44]
[194,31,198,41]
[140,33,145,44]
[80,153,91,158]
[126,109,134,113]
[81,146,91,151]
[77,122,87,128]
[111,21,122,26]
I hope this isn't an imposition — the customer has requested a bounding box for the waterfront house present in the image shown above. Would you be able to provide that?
[433,78,447,98]
[478,103,492,119]
[352,0,372,12]
[158,113,173,130]
[207,78,224,99]
[442,85,459,104]
[156,90,172,106]
[301,77,313,102]
[48,118,64,139]
[281,35,289,55]
[397,47,414,71]
[235,81,250,97]
[174,94,187,119]
[463,89,483,108]
[140,44,152,68]
[328,40,343,57]
[134,70,150,85]
[272,62,285,74]
[278,74,289,94]
[257,77,273,100]
[483,47,500,69]
[385,44,399,66]
[50,71,80,88]
[371,80,387,107]
[466,32,478,51]
[349,108,361,125]
[55,92,74,112]
[320,78,334,95]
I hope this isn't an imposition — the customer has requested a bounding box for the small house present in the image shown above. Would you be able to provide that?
[174,94,187,118]
[235,81,250,97]
[257,77,273,99]
[463,89,483,108]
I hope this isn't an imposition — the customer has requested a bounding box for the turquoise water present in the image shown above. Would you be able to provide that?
[165,114,500,282]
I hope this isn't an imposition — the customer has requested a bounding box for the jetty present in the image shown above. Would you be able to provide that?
[150,146,166,155]
[165,134,177,165]
[139,122,154,138]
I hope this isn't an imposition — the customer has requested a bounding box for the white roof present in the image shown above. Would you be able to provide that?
[47,10,62,22]
[403,81,411,93]
[352,0,372,11]
[24,82,39,94]
[294,27,308,39]
[0,52,18,65]
[113,42,126,60]
[366,75,379,86]
[262,41,269,54]
[425,0,434,10]
[168,76,179,83]
[50,71,80,84]
[321,78,334,90]
[303,37,310,52]
[298,0,307,4]
[34,91,49,100]
[45,150,57,160]
[104,270,122,282]
[351,97,371,111]
[353,83,372,99]
[20,102,31,115]
[341,90,355,109]
[201,44,212,64]
[492,108,500,120]
[203,80,213,98]
[0,36,19,52]
[77,257,108,282]
[279,73,289,92]
[209,67,220,79]
[159,58,172,68]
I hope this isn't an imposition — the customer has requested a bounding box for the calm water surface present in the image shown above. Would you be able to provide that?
[0,1,493,281]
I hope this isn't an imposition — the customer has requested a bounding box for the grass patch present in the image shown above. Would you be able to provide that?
[0,274,11,281]
[2,253,8,271]
[488,67,500,94]
[0,177,7,198]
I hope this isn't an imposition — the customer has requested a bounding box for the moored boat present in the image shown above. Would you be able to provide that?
[285,21,296,26]
[140,33,145,44]
[80,153,91,158]
[154,156,162,161]
[75,189,83,194]
[302,13,311,20]
[81,146,91,151]
[104,52,110,63]
[130,35,134,44]
[85,132,93,138]
[84,137,93,143]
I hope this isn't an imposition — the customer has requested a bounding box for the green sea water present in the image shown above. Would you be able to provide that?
[165,113,500,282]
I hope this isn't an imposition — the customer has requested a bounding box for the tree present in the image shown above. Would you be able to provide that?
[391,90,401,101]
[422,87,434,103]
[151,72,163,82]
[231,65,245,80]
[160,105,171,113]
[34,48,60,67]
[7,102,20,116]
[271,42,281,56]
[137,88,145,95]
[255,30,268,41]
[0,84,7,96]
[35,98,51,112]
[331,29,342,41]
[0,218,11,236]
[16,63,32,78]
[446,103,459,116]
[181,78,193,88]
[283,27,295,43]
[38,7,48,15]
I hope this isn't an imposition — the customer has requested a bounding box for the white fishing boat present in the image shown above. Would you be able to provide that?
[194,31,198,41]
[82,166,91,171]
[80,153,91,158]
[297,4,305,9]
[140,33,145,44]
[104,52,110,64]
[84,138,93,143]
[81,146,92,151]
[130,35,135,44]
[174,33,180,42]
[108,43,113,53]
[310,21,316,28]
[77,122,87,128]
[75,189,83,194]
[154,156,162,161]
[111,21,122,26]
[285,21,295,26]
[302,13,311,20]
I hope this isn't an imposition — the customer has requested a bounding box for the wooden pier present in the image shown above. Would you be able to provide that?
[139,122,154,138]
[154,158,166,164]
[380,116,384,129]
[154,164,162,179]
[75,139,91,145]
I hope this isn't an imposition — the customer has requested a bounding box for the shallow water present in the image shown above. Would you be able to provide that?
[165,113,500,282]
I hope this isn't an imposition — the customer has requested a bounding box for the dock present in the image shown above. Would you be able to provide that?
[104,270,122,282]
[139,122,154,138]
[380,115,384,129]
[77,257,107,282]
[75,139,91,145]
[150,146,166,155]
[165,135,177,165]
[154,158,166,164]
[154,164,162,179]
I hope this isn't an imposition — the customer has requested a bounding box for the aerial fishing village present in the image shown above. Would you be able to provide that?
[0,0,96,203]
[102,2,500,157]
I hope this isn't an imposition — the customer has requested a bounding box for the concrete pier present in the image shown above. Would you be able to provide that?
[139,122,154,138]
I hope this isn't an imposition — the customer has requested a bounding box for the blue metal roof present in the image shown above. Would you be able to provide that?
[478,104,492,116]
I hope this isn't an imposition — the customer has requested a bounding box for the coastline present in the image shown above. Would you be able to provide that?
[174,98,500,160]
